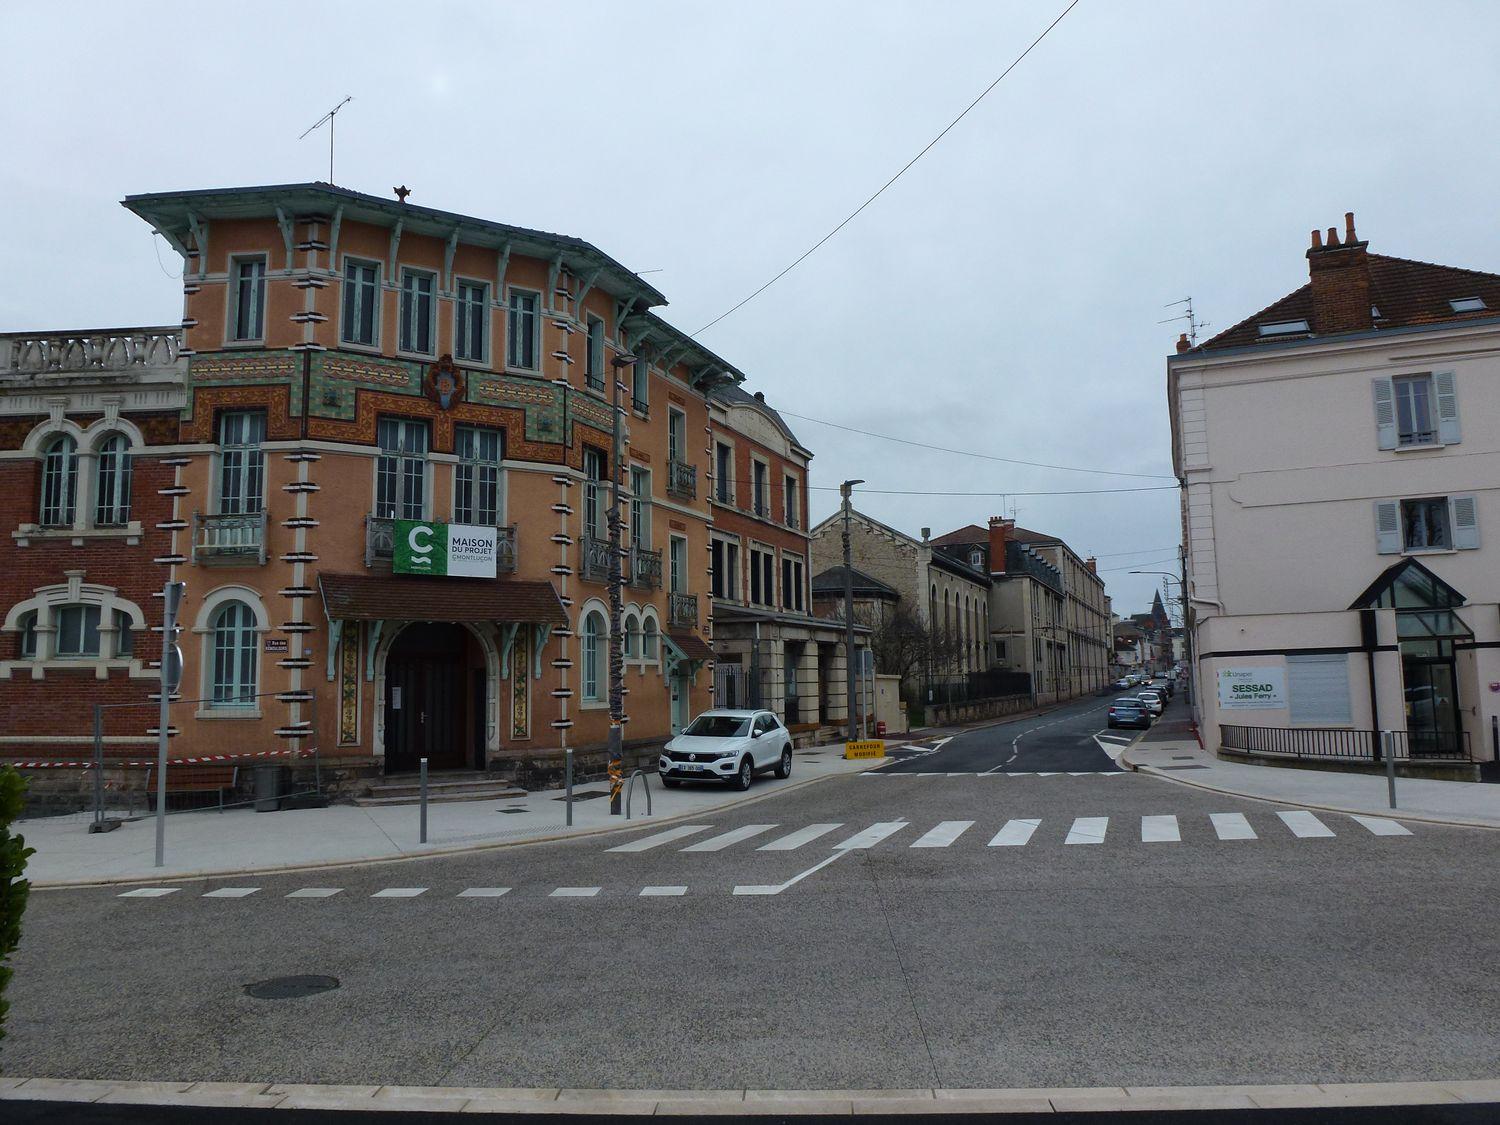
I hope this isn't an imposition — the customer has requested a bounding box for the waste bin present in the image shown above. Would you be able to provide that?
[253,764,283,812]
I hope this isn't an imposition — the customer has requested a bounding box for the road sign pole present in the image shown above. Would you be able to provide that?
[154,580,184,868]
[1383,729,1397,809]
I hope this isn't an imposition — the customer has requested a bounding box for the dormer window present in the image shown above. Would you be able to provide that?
[1449,296,1486,313]
[969,548,983,569]
[1257,319,1311,337]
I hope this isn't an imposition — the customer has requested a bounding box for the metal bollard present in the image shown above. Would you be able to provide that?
[1382,731,1397,809]
[565,747,574,827]
[419,757,428,843]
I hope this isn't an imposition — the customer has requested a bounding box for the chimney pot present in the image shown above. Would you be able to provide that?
[1327,227,1340,248]
[1345,211,1357,243]
[920,527,930,543]
[1176,332,1191,353]
[1311,229,1323,249]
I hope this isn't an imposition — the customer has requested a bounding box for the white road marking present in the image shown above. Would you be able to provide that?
[639,886,688,896]
[1065,817,1109,845]
[606,824,713,853]
[286,888,342,898]
[929,737,953,751]
[1210,813,1256,840]
[946,772,972,777]
[1036,772,1060,777]
[911,820,974,848]
[458,887,511,897]
[1278,810,1336,838]
[758,823,843,851]
[1140,815,1180,843]
[1350,815,1412,837]
[988,819,1040,847]
[734,851,850,896]
[202,887,259,898]
[118,888,179,898]
[372,887,427,898]
[681,823,778,852]
[550,886,601,898]
[834,821,908,850]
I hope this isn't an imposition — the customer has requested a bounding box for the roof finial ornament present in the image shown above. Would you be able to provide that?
[394,185,412,203]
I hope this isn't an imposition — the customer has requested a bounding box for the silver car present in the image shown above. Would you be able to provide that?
[659,709,793,790]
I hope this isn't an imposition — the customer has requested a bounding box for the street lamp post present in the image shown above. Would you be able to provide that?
[1130,569,1190,706]
[840,479,864,743]
[607,352,637,815]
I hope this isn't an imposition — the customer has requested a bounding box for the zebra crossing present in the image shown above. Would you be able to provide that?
[606,810,1413,854]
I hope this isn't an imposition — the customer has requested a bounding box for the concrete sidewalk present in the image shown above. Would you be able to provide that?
[1124,738,1500,829]
[21,744,883,887]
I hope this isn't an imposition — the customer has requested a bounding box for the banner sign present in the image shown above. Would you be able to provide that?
[393,520,497,578]
[1217,667,1286,709]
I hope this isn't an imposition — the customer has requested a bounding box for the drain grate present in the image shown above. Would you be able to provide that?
[244,975,340,1000]
[553,790,608,802]
[1172,755,1196,760]
[497,807,527,814]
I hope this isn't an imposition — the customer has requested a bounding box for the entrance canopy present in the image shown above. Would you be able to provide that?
[319,572,568,626]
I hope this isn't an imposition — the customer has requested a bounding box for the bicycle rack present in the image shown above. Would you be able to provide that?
[624,768,653,820]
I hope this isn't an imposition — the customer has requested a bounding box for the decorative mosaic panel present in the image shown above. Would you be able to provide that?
[185,352,302,422]
[182,384,297,442]
[339,623,361,745]
[511,627,530,740]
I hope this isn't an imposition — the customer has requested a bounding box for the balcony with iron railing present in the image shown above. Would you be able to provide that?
[580,534,615,584]
[365,515,517,572]
[193,511,268,566]
[630,545,663,589]
[667,458,697,501]
[668,591,698,629]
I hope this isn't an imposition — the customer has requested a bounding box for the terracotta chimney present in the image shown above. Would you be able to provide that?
[1085,556,1097,575]
[1306,210,1372,334]
[1175,332,1191,353]
[987,517,1014,575]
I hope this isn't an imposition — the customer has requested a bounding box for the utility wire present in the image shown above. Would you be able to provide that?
[781,409,1174,479]
[691,0,1082,337]
[806,484,1175,497]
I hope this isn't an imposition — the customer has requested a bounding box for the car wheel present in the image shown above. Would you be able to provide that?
[732,756,753,791]
[774,747,792,779]
[661,775,681,788]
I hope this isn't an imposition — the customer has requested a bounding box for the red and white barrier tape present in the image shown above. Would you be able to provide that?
[7,747,314,770]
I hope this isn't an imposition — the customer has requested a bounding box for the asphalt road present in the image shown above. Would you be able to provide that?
[7,716,1500,1094]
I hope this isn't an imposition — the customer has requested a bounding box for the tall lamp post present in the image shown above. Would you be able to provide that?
[840,479,864,743]
[607,352,637,815]
[1130,569,1190,705]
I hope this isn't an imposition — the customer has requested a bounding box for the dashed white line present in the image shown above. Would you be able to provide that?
[910,820,974,848]
[681,824,778,852]
[639,886,688,897]
[1064,817,1109,845]
[606,825,713,853]
[117,888,179,898]
[457,887,512,898]
[286,888,342,898]
[1140,815,1180,843]
[371,887,427,898]
[758,823,842,851]
[988,819,1040,847]
[1350,815,1412,837]
[202,887,259,898]
[1210,813,1256,840]
[1277,810,1335,838]
[550,886,601,898]
[834,821,908,850]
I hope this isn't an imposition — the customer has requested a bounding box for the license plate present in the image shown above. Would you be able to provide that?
[681,763,704,772]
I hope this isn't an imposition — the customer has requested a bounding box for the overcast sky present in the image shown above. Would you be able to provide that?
[6,0,1500,616]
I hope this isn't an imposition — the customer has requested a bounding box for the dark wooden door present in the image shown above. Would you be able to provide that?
[384,624,469,773]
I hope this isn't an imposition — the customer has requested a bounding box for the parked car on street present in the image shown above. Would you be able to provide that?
[658,709,793,790]
[1108,697,1153,729]
[1152,678,1174,698]
[1136,689,1166,717]
[1112,677,1134,690]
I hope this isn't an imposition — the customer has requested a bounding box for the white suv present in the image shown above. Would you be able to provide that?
[659,709,793,790]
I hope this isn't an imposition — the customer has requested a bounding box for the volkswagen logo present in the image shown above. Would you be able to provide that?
[689,753,698,762]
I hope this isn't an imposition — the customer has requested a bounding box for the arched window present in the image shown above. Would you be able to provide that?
[94,433,133,526]
[210,601,259,707]
[581,611,604,701]
[623,611,640,659]
[642,616,660,661]
[18,611,37,659]
[40,434,78,526]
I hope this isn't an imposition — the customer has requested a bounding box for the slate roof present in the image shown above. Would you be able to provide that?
[810,565,900,600]
[1197,254,1500,351]
[709,382,802,446]
[318,572,567,625]
[930,523,1059,547]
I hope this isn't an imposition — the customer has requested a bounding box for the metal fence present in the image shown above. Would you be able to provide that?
[12,691,321,823]
[925,668,1032,707]
[1221,724,1473,764]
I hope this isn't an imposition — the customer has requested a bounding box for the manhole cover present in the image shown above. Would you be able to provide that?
[244,975,340,1000]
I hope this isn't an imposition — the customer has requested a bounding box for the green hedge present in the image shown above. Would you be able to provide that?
[0,766,34,1060]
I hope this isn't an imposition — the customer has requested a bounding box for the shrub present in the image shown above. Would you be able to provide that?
[0,766,34,1059]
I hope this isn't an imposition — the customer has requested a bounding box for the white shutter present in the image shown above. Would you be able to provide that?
[1434,370,1460,444]
[1374,500,1401,554]
[1371,378,1397,450]
[1451,494,1479,550]
[1288,654,1352,726]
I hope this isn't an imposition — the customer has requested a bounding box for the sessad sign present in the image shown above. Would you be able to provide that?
[1217,667,1286,710]
[393,520,497,578]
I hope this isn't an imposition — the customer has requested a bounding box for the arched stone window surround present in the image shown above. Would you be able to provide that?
[18,413,147,540]
[0,571,148,680]
[368,620,502,761]
[190,585,270,717]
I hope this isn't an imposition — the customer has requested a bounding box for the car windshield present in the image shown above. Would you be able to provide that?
[683,715,750,738]
[1113,699,1144,708]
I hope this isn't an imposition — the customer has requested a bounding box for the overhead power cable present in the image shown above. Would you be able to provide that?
[806,484,1174,497]
[782,410,1175,480]
[691,0,1082,336]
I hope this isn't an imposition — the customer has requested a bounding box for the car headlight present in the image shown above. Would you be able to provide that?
[717,748,741,758]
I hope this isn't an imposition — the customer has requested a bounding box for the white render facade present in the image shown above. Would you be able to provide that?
[1169,226,1500,772]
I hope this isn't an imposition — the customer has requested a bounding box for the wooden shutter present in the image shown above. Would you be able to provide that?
[1374,500,1401,554]
[1434,370,1460,444]
[1451,494,1479,550]
[1371,378,1397,449]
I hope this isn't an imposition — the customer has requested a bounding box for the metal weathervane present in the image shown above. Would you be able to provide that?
[299,96,353,184]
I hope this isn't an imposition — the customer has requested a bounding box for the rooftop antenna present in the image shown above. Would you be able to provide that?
[299,96,353,184]
[1159,296,1209,345]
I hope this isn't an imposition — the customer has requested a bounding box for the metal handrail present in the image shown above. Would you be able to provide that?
[625,768,653,820]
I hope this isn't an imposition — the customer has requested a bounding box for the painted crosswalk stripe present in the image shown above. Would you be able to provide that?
[758,823,843,851]
[1140,815,1180,843]
[681,824,778,852]
[1210,813,1256,840]
[118,887,179,898]
[639,886,688,897]
[606,825,713,853]
[1349,815,1412,837]
[372,887,426,898]
[1277,810,1335,838]
[834,821,907,850]
[551,886,601,898]
[1065,817,1109,845]
[988,819,1040,847]
[458,888,511,898]
[911,820,974,848]
[286,888,342,898]
[202,887,259,898]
